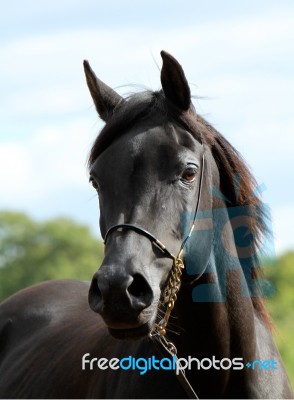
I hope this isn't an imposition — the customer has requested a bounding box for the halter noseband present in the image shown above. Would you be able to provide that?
[103,152,205,337]
[104,224,176,260]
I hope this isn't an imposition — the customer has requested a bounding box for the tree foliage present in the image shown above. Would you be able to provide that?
[0,211,104,301]
[264,252,294,387]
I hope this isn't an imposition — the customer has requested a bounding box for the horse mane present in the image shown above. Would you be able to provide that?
[193,115,272,329]
[88,90,272,329]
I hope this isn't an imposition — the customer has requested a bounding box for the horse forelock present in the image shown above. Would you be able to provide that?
[87,90,203,167]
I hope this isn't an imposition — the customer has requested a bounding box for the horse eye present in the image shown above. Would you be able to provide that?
[89,176,99,190]
[181,166,197,183]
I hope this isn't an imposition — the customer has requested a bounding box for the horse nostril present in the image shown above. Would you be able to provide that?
[88,271,153,315]
[88,275,103,313]
[127,273,153,308]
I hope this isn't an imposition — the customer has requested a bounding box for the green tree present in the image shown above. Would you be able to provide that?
[264,251,294,388]
[0,211,104,301]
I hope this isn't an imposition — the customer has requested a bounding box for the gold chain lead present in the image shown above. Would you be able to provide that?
[152,251,184,337]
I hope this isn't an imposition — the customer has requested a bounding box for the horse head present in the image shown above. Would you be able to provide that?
[84,52,215,339]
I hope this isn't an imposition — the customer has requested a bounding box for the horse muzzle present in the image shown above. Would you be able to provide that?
[88,266,158,338]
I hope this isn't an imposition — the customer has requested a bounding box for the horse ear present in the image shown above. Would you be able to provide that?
[160,51,191,111]
[83,60,124,122]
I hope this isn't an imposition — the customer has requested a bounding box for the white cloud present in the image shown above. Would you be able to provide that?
[0,143,34,196]
[272,205,294,254]
[0,117,97,206]
[2,85,87,119]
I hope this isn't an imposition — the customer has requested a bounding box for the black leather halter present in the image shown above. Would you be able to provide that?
[104,223,175,259]
[103,153,205,261]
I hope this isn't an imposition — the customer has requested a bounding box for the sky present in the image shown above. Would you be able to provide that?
[1,1,294,254]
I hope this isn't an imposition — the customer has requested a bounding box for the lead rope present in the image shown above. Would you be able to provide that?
[149,154,204,399]
[152,334,199,399]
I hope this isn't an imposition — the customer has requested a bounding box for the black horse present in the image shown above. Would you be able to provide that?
[0,51,292,399]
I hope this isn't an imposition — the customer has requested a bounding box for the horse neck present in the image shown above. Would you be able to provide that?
[172,203,257,361]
